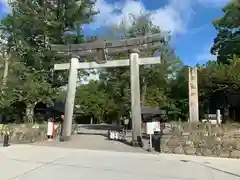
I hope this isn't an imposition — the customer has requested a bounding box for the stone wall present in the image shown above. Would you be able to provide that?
[0,123,77,144]
[0,124,47,144]
[158,122,240,159]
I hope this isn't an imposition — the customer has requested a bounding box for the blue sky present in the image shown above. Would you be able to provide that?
[0,0,230,66]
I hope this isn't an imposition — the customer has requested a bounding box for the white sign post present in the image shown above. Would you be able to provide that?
[146,122,154,152]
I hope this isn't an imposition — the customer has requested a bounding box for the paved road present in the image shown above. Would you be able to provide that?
[32,124,153,153]
[1,144,240,180]
[32,133,149,153]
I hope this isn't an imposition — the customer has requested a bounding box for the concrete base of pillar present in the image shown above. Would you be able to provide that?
[131,136,144,147]
[131,140,139,147]
[59,135,71,142]
[147,147,154,152]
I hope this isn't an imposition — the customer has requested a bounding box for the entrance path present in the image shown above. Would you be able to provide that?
[32,133,148,153]
[1,144,240,180]
[32,124,151,153]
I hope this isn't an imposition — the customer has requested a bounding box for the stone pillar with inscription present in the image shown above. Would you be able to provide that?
[188,67,199,122]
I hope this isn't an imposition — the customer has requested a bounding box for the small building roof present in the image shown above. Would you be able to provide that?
[141,106,166,115]
[52,101,83,114]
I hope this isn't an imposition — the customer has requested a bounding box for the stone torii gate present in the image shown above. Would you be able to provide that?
[52,34,164,146]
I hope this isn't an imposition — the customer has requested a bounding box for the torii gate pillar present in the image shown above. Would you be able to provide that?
[130,49,142,146]
[61,57,78,141]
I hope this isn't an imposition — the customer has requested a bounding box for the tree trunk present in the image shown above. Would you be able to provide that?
[1,54,9,94]
[223,94,230,123]
[141,77,147,106]
[26,103,35,124]
[0,114,2,123]
[141,85,147,106]
[2,57,9,86]
[223,106,229,123]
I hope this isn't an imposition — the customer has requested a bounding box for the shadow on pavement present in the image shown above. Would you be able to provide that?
[77,132,108,138]
[76,124,162,151]
[79,124,121,131]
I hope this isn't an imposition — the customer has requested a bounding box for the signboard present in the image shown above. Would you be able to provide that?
[146,122,154,134]
[47,121,54,137]
[153,121,160,132]
[124,119,129,125]
[108,130,125,140]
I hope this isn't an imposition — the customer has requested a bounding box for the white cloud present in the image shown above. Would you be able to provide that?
[197,53,216,62]
[197,0,230,7]
[0,0,7,3]
[89,0,231,35]
[89,0,194,35]
[196,43,216,62]
[90,0,146,29]
[1,0,230,35]
[151,0,194,34]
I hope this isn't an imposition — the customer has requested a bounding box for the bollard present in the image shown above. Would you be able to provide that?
[3,133,10,147]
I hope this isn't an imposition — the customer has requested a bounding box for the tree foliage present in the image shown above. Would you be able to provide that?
[211,0,240,63]
[0,0,98,122]
[0,0,240,124]
[75,81,117,123]
[98,13,183,120]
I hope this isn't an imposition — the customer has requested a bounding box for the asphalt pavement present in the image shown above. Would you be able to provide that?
[1,144,240,180]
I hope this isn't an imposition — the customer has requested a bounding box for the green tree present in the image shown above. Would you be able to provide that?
[1,0,97,77]
[211,0,240,63]
[197,56,240,121]
[13,64,57,122]
[0,55,18,108]
[75,81,117,123]
[168,65,189,120]
[0,0,98,122]
[100,13,180,121]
